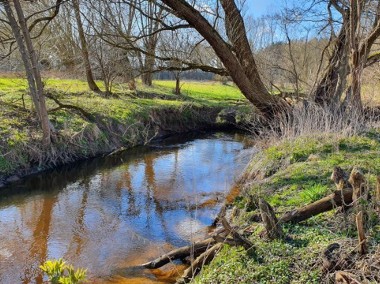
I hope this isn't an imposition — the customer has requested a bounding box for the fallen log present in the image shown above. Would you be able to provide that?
[279,167,370,224]
[141,238,216,269]
[280,188,353,223]
[176,243,223,284]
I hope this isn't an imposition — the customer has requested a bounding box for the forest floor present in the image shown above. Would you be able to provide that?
[195,130,380,283]
[0,78,252,185]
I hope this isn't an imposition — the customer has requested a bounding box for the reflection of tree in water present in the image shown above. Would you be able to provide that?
[21,194,58,283]
[143,149,181,244]
[0,133,249,283]
[69,176,91,257]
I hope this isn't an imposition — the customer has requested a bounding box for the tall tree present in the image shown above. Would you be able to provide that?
[160,0,289,118]
[2,0,53,146]
[72,0,101,93]
[140,1,163,86]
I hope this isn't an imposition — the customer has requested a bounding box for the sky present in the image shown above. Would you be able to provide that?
[245,0,281,18]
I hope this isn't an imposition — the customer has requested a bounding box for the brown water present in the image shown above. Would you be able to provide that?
[0,132,253,284]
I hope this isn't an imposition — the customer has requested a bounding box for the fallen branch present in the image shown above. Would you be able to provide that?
[141,237,216,269]
[176,243,223,284]
[221,217,254,250]
[45,93,95,122]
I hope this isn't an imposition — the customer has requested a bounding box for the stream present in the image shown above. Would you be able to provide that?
[0,131,253,283]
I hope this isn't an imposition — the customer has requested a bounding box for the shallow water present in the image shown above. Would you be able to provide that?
[0,132,253,283]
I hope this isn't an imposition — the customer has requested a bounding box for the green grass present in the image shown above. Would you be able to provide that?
[196,130,380,284]
[0,77,248,178]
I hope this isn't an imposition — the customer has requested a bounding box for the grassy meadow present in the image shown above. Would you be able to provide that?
[0,77,251,180]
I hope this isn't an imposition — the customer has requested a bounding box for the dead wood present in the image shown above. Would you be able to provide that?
[356,211,367,255]
[141,238,216,269]
[280,188,353,223]
[221,217,254,250]
[259,198,283,239]
[176,243,223,284]
[45,93,95,122]
[349,168,366,204]
[335,271,362,284]
[331,166,352,190]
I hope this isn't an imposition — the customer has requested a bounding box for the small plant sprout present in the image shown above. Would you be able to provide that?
[40,258,87,284]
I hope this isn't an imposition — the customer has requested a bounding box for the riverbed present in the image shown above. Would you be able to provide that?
[0,131,253,283]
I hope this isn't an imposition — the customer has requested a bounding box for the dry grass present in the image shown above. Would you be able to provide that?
[274,102,378,140]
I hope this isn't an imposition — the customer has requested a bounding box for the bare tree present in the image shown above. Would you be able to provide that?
[139,1,163,86]
[72,0,101,93]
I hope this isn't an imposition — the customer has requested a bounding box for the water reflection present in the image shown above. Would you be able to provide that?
[0,132,253,283]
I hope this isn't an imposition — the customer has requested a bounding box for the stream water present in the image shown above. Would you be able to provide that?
[0,132,253,284]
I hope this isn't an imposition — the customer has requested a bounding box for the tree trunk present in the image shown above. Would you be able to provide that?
[160,0,288,119]
[175,73,181,95]
[141,3,162,86]
[4,0,52,146]
[311,13,350,108]
[72,0,101,93]
[345,0,364,113]
[141,39,156,86]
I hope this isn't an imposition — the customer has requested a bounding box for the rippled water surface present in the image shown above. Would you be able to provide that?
[0,132,253,283]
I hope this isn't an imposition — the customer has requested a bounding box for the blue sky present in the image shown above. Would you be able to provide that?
[245,0,280,17]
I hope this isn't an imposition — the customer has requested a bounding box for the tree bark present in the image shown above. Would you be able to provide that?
[72,0,101,93]
[141,2,162,86]
[311,18,350,107]
[161,0,288,118]
[345,0,364,112]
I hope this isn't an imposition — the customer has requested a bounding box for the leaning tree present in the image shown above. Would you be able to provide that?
[161,0,380,115]
[159,0,289,119]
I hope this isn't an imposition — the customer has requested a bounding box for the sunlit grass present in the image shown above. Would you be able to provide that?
[196,129,380,283]
[0,77,248,176]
